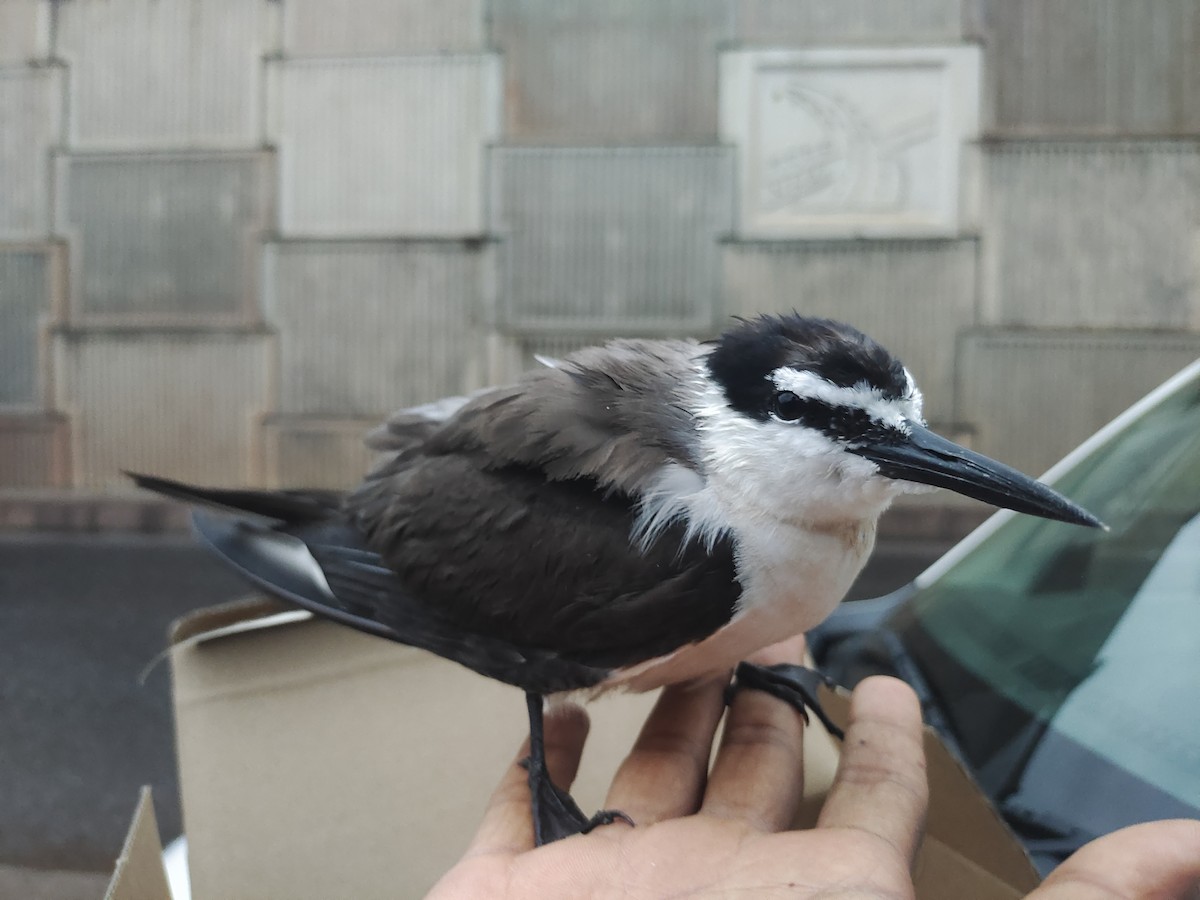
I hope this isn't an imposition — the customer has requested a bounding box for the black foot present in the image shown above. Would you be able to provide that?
[523,692,634,846]
[728,662,846,741]
[522,757,634,845]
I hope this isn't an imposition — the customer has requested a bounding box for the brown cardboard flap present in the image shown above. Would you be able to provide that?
[165,602,1039,899]
[915,835,1027,900]
[170,607,659,899]
[798,685,1041,897]
[922,725,1042,893]
[106,788,171,900]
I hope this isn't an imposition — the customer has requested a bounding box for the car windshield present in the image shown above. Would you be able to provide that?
[896,366,1200,823]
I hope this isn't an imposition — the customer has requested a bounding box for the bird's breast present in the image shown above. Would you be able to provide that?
[602,515,877,694]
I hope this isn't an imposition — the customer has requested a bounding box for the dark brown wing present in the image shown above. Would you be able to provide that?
[347,451,739,671]
[138,339,739,693]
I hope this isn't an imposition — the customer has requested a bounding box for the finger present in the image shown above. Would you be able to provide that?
[817,675,927,866]
[1035,819,1200,900]
[701,634,809,831]
[604,674,728,825]
[465,703,590,857]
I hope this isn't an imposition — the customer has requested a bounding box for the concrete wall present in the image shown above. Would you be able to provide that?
[0,0,1197,489]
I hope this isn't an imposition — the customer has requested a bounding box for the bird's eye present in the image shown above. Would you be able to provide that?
[772,391,804,422]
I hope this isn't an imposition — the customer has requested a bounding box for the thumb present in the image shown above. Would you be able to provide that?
[1033,819,1200,900]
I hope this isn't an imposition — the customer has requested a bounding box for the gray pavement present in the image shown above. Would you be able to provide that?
[0,533,247,879]
[0,863,111,900]
[0,529,946,891]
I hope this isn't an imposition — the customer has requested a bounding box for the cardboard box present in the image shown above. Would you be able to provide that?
[107,598,1041,899]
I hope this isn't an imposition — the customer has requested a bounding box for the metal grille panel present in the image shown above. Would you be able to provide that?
[492,147,734,332]
[57,0,271,147]
[0,413,68,488]
[960,330,1200,476]
[282,0,484,54]
[273,56,499,237]
[52,331,272,488]
[735,0,964,43]
[489,0,731,142]
[0,68,61,238]
[265,241,490,415]
[0,0,50,63]
[0,247,50,405]
[262,417,378,489]
[61,153,272,322]
[982,0,1200,133]
[984,141,1200,330]
[723,240,978,422]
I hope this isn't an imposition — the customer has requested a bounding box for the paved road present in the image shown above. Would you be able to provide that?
[0,531,945,887]
[0,534,247,876]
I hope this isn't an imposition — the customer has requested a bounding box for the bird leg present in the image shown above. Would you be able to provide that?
[727,662,845,741]
[522,692,633,846]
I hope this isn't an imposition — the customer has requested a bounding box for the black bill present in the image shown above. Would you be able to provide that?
[850,422,1105,529]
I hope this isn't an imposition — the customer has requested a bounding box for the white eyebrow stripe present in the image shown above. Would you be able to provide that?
[769,367,913,429]
[902,367,925,420]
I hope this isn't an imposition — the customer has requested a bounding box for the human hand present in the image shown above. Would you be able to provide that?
[430,635,925,898]
[429,636,1200,899]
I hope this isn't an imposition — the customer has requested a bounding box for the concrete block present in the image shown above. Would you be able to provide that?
[273,56,499,237]
[983,0,1200,133]
[490,0,731,142]
[0,244,57,405]
[720,47,981,238]
[264,241,490,415]
[959,329,1200,476]
[60,153,272,323]
[492,147,733,332]
[735,0,965,44]
[262,417,378,489]
[282,0,484,54]
[51,329,273,488]
[0,412,68,488]
[0,67,61,238]
[983,141,1200,330]
[0,0,51,63]
[57,0,272,147]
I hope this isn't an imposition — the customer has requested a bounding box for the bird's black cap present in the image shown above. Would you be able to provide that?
[706,314,909,423]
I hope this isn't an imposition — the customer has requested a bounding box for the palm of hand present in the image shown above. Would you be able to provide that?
[430,637,1200,900]
[438,817,913,899]
[431,637,926,900]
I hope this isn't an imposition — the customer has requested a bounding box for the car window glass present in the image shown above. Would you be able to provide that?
[1023,513,1200,807]
[908,374,1200,793]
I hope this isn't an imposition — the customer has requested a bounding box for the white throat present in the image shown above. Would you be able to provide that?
[633,370,904,610]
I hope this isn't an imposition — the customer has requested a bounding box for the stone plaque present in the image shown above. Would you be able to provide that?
[721,47,980,238]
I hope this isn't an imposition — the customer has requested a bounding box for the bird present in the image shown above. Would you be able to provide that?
[130,313,1102,845]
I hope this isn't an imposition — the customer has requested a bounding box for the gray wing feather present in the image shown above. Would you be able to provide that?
[342,338,738,671]
[410,339,707,496]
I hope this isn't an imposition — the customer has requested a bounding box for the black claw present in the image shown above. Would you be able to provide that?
[524,692,635,845]
[579,809,635,833]
[729,662,846,741]
[528,764,592,845]
[526,760,634,844]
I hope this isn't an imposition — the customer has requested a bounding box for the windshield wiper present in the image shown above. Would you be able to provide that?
[999,797,1097,860]
[817,625,970,762]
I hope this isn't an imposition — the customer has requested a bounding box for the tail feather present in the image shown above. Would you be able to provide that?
[131,473,610,694]
[192,511,608,693]
[126,472,343,523]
